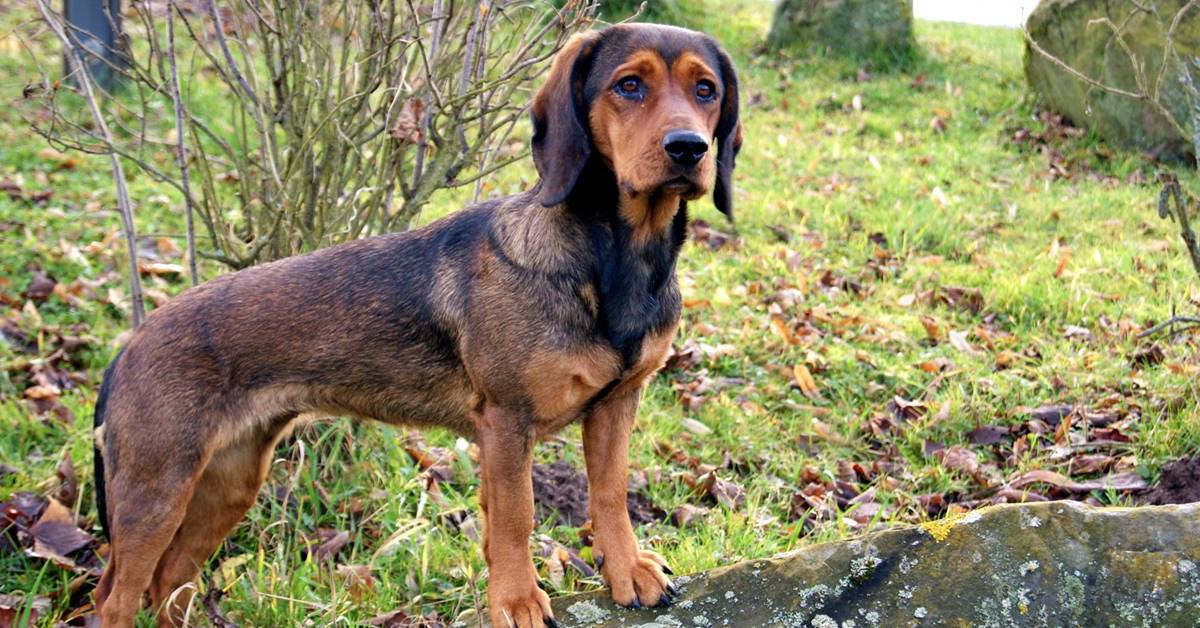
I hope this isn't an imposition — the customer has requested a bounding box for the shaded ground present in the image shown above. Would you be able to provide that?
[1142,456,1200,505]
[532,461,665,528]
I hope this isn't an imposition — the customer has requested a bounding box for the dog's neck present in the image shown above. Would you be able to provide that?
[562,161,686,365]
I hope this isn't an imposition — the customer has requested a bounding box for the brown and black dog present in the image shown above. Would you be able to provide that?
[91,23,741,628]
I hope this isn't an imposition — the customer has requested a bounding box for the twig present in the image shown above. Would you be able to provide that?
[1158,173,1200,278]
[1137,316,1200,339]
[167,0,199,286]
[34,0,145,327]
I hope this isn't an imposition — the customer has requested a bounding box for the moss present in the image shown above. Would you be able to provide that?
[1024,0,1199,160]
[767,0,916,68]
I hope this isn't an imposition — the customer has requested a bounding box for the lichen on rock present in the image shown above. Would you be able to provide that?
[767,0,915,66]
[1024,0,1199,160]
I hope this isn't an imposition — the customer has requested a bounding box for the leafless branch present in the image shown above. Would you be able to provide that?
[27,0,598,269]
[33,0,145,326]
[1158,172,1200,277]
[167,0,199,286]
[1137,315,1200,338]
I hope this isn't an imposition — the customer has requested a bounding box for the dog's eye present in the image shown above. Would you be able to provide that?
[695,80,717,102]
[615,76,643,98]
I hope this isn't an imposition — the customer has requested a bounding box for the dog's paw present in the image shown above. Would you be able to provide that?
[488,584,556,628]
[599,548,676,608]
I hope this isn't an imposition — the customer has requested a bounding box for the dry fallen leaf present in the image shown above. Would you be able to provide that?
[389,98,425,146]
[792,364,820,398]
[1007,469,1147,493]
[312,528,350,560]
[671,503,709,528]
[948,330,978,354]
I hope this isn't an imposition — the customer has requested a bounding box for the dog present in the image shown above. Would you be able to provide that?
[91,22,741,628]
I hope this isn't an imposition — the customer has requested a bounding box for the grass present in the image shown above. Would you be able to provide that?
[2,1,1199,625]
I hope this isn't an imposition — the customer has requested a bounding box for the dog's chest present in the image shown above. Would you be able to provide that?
[523,321,677,428]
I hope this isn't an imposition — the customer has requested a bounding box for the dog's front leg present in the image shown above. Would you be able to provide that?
[476,404,555,628]
[582,390,675,608]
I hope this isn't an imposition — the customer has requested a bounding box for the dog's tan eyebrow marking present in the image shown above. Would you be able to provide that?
[606,49,667,84]
[672,51,718,87]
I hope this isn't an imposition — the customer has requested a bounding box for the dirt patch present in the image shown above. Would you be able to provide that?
[1140,456,1200,505]
[531,460,664,528]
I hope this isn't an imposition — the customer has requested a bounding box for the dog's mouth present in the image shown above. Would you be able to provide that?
[660,176,702,197]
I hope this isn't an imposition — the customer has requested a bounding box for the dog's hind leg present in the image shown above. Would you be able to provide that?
[95,446,205,628]
[149,421,288,627]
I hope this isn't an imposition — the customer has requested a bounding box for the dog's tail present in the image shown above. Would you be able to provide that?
[93,349,123,541]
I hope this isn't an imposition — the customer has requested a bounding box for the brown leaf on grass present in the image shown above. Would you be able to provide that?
[948,330,978,354]
[402,438,454,483]
[1007,469,1147,493]
[990,488,1050,503]
[1068,454,1115,476]
[664,339,703,371]
[686,471,745,509]
[1053,247,1071,278]
[311,528,350,560]
[0,492,47,551]
[994,350,1020,369]
[967,425,1008,446]
[917,493,947,517]
[545,545,566,589]
[918,316,942,341]
[336,564,375,601]
[936,286,984,314]
[1090,426,1133,444]
[0,594,51,628]
[867,414,901,440]
[689,219,737,250]
[137,262,185,278]
[1129,344,1165,368]
[771,315,798,345]
[938,446,987,485]
[886,396,926,422]
[1026,404,1074,427]
[792,364,820,398]
[28,499,102,575]
[918,357,953,373]
[22,271,56,302]
[1063,325,1093,341]
[55,450,78,507]
[849,500,882,526]
[671,504,709,528]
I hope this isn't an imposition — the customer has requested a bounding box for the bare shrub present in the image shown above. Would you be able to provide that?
[27,0,598,271]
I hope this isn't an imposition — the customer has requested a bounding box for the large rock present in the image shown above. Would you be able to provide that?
[767,0,915,63]
[1024,0,1200,160]
[457,501,1200,626]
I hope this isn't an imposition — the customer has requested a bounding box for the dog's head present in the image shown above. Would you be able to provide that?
[531,24,742,220]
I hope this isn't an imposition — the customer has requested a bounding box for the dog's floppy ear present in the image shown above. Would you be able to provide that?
[531,31,602,207]
[712,44,742,222]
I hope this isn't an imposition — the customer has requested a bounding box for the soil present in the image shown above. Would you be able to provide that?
[1140,456,1200,505]
[531,460,665,528]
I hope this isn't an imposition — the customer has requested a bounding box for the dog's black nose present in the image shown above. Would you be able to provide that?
[663,130,709,166]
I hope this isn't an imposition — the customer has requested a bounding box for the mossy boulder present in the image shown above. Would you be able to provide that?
[767,0,915,64]
[1024,0,1200,160]
[457,501,1200,626]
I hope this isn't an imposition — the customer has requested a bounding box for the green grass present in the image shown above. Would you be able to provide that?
[2,1,1200,625]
